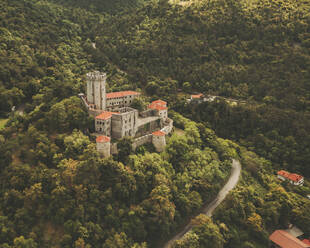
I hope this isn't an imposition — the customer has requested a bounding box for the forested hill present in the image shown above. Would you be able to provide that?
[48,0,147,14]
[94,0,310,111]
[0,0,310,247]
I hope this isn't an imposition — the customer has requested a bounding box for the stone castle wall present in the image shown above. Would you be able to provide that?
[132,134,152,150]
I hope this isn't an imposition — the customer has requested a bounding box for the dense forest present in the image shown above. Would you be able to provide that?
[0,0,310,247]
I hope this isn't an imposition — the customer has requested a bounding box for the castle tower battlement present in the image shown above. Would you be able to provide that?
[86,71,107,81]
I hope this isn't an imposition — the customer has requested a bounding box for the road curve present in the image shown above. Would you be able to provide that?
[163,159,241,248]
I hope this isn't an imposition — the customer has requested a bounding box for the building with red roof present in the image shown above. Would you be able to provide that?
[152,130,166,152]
[152,130,166,136]
[148,100,168,120]
[96,135,111,157]
[269,230,310,248]
[151,100,167,106]
[95,111,119,137]
[106,91,140,111]
[277,170,304,186]
[95,111,115,120]
[106,91,140,99]
[96,135,111,143]
[303,239,310,246]
[191,93,203,100]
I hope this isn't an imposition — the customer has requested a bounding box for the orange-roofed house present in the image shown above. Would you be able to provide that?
[95,111,118,136]
[148,100,168,120]
[191,93,203,100]
[277,170,304,186]
[269,230,310,248]
[96,135,111,157]
[303,239,310,246]
[96,135,110,143]
[151,100,167,107]
[152,130,166,152]
[106,91,140,111]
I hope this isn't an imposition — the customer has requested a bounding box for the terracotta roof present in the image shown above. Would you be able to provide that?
[289,173,303,182]
[278,170,291,178]
[278,170,303,183]
[191,93,203,99]
[96,111,118,120]
[151,100,167,106]
[96,136,110,143]
[152,130,166,136]
[106,91,140,99]
[148,102,168,111]
[269,230,310,248]
[303,240,310,246]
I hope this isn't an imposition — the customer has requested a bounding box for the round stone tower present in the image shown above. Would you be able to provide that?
[86,71,107,110]
[152,130,166,152]
[96,135,111,157]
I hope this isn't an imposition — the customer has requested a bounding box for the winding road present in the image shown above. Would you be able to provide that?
[162,159,241,248]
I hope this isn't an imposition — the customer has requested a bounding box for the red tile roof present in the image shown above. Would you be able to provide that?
[96,111,118,120]
[303,240,310,246]
[191,93,203,99]
[152,130,166,136]
[106,91,140,99]
[289,173,303,182]
[278,170,291,178]
[269,230,310,248]
[278,170,303,183]
[148,102,168,111]
[151,100,167,106]
[96,136,110,143]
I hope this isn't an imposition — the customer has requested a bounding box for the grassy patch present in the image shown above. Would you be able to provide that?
[0,119,8,130]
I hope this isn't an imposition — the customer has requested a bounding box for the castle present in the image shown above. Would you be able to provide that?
[79,71,173,157]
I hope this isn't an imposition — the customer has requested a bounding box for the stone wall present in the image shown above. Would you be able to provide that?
[161,118,173,134]
[132,134,152,150]
[139,109,156,118]
[80,96,103,117]
[111,108,138,139]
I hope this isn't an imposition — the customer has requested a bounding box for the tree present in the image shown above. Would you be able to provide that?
[13,236,37,248]
[172,232,199,248]
[117,137,133,163]
[191,215,224,248]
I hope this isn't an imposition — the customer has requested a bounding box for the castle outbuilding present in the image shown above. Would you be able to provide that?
[80,71,174,157]
[96,135,111,157]
[152,130,166,152]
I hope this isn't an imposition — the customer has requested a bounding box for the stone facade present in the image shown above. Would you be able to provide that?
[111,107,139,139]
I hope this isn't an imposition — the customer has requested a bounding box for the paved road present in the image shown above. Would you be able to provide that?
[163,159,241,248]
